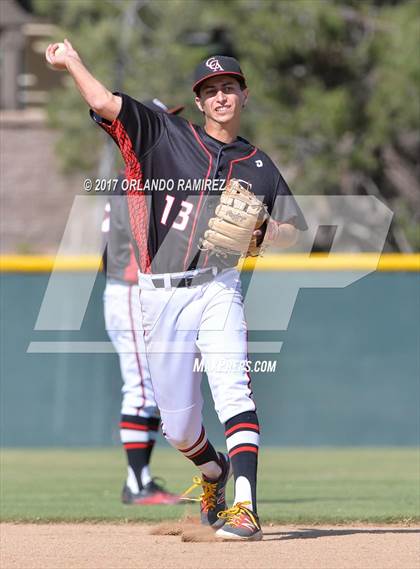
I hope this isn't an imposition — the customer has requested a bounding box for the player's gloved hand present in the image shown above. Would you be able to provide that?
[199,179,269,258]
[45,38,81,71]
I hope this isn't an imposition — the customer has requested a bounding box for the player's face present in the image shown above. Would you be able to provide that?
[195,76,248,125]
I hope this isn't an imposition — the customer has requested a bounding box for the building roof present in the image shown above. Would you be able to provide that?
[0,0,33,28]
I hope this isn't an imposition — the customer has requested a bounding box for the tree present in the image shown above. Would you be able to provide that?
[34,0,420,250]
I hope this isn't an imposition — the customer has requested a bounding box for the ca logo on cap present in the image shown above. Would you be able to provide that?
[206,57,224,72]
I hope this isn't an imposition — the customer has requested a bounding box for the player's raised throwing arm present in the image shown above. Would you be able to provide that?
[45,39,122,122]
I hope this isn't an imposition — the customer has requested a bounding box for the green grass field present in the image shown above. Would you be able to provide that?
[1,448,418,524]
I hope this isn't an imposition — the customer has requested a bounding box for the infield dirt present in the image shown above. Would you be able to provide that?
[1,522,418,569]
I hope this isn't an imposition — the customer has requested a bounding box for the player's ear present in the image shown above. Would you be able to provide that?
[241,88,249,109]
[195,96,204,113]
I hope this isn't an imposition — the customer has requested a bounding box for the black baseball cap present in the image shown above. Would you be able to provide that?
[143,98,184,115]
[193,56,247,94]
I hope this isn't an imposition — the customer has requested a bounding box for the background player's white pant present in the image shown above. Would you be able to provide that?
[104,281,159,417]
[137,268,255,449]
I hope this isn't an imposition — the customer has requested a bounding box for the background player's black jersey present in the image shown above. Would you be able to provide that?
[92,94,306,274]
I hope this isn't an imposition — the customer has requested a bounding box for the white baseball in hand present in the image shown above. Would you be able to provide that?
[55,43,67,56]
[46,40,73,71]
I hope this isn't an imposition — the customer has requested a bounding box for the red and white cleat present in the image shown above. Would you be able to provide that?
[215,502,263,541]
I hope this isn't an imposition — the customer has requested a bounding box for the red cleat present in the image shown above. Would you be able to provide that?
[122,478,182,505]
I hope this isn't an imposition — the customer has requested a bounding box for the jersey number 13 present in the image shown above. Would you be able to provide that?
[160,195,193,231]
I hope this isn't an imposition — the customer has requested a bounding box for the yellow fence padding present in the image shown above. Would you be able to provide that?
[0,253,418,272]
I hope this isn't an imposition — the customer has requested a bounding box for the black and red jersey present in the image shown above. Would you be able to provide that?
[92,93,306,274]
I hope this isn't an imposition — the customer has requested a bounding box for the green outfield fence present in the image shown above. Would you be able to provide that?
[0,254,419,447]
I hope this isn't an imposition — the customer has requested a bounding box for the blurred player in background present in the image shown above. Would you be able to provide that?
[102,99,184,505]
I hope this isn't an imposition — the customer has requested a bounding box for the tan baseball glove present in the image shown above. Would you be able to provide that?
[200,179,269,258]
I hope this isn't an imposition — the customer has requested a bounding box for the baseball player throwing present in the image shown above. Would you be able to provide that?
[46,40,306,540]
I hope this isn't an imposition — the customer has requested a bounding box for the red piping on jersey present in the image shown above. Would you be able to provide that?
[103,119,151,273]
[245,328,256,408]
[184,123,213,271]
[226,147,258,183]
[128,285,145,410]
[123,244,139,283]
